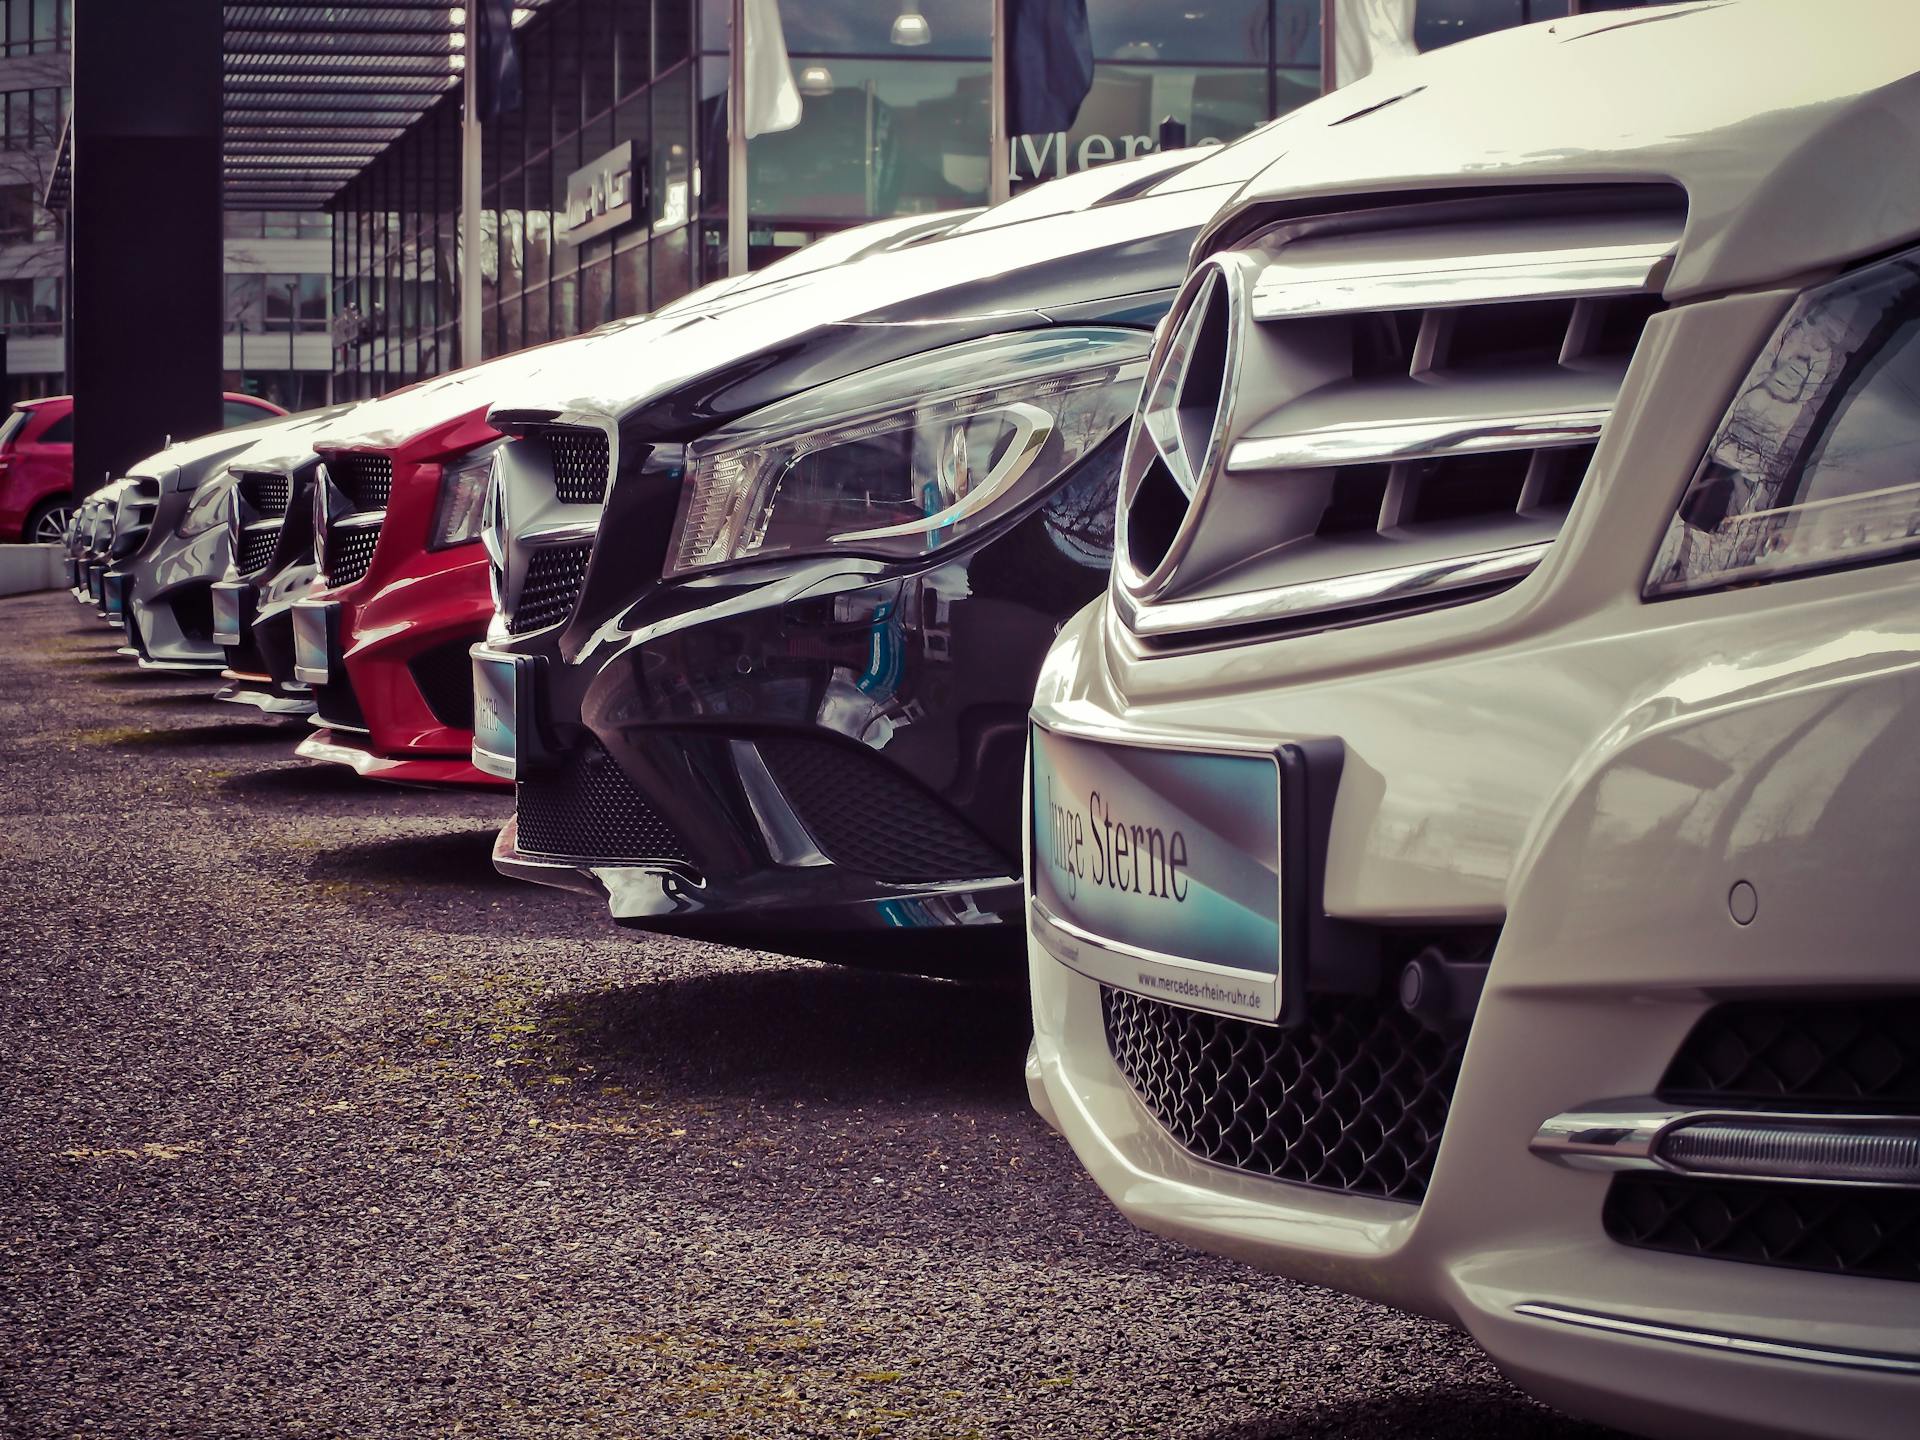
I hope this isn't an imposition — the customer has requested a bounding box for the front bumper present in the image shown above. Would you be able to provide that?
[1033,558,1920,1437]
[215,566,317,719]
[294,543,504,787]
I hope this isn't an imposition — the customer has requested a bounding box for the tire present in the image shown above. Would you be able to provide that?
[24,496,71,545]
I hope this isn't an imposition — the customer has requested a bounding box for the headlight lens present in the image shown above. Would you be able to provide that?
[180,469,237,537]
[1646,247,1920,597]
[666,327,1150,578]
[430,440,504,550]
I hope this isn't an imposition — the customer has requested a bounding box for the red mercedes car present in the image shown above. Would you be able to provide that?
[290,393,507,790]
[1,391,285,543]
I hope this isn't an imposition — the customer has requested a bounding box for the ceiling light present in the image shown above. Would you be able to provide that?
[891,2,930,47]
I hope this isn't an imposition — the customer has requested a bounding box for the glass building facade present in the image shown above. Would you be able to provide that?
[328,0,1600,399]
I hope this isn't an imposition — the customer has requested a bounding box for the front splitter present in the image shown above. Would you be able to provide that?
[296,727,510,790]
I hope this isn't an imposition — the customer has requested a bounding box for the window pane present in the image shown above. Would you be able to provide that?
[298,273,327,331]
[1090,0,1273,63]
[651,65,691,229]
[615,0,649,97]
[263,211,299,238]
[225,273,265,332]
[700,0,990,57]
[746,58,989,220]
[657,0,691,72]
[613,235,647,318]
[580,256,612,329]
[1013,65,1269,187]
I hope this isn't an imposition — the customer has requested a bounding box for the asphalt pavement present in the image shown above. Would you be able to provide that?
[0,590,1622,1440]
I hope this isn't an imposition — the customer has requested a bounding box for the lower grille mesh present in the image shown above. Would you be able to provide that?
[757,735,1011,882]
[236,527,280,574]
[1605,1174,1920,1284]
[1661,999,1920,1113]
[509,540,592,634]
[516,741,688,863]
[1102,987,1465,1203]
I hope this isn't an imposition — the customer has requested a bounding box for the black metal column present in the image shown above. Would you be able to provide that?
[70,0,222,500]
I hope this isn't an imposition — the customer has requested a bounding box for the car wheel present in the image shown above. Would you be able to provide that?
[25,498,71,545]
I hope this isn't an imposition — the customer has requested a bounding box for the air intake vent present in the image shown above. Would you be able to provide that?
[1118,188,1682,644]
[516,740,688,862]
[508,539,593,634]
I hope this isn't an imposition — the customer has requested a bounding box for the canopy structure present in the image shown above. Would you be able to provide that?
[223,2,542,211]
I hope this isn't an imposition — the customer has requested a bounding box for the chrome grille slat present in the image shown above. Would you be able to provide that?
[1118,190,1683,643]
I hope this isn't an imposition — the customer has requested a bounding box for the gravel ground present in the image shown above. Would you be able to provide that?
[0,590,1621,1440]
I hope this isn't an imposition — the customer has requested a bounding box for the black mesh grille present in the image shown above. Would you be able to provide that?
[170,583,214,645]
[1102,987,1466,1204]
[325,524,381,586]
[408,638,478,730]
[516,741,688,863]
[1605,1174,1920,1284]
[508,539,592,634]
[330,454,393,512]
[1662,1000,1920,1114]
[756,735,1012,882]
[236,526,281,574]
[548,428,611,505]
[238,471,291,518]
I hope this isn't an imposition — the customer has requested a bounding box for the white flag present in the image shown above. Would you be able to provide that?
[1333,0,1419,88]
[742,0,802,137]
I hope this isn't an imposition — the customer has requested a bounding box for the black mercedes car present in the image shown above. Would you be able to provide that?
[473,138,1293,971]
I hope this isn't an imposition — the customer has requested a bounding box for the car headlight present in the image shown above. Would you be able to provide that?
[430,440,504,550]
[180,468,237,537]
[666,327,1150,578]
[1646,246,1920,597]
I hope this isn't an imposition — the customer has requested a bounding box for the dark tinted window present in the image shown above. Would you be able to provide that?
[223,400,269,429]
[36,410,71,444]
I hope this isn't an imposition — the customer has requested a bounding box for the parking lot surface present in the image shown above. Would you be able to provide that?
[0,591,1618,1439]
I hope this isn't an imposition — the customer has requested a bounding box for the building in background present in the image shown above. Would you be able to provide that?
[329,0,1614,401]
[1,1,333,408]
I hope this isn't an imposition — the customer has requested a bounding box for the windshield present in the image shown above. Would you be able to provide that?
[0,409,26,450]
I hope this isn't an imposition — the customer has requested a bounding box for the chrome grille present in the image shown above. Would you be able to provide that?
[1118,188,1683,643]
[508,540,593,634]
[547,428,611,505]
[330,454,393,512]
[110,477,160,558]
[1103,986,1466,1203]
[325,526,381,586]
[237,471,292,518]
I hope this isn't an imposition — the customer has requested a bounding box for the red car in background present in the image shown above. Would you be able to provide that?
[291,396,510,790]
[1,391,287,543]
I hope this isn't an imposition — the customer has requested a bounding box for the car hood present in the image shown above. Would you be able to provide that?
[138,405,359,493]
[490,179,1262,436]
[1204,0,1920,298]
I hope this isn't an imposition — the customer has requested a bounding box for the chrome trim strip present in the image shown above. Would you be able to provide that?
[328,509,387,530]
[1531,1103,1920,1189]
[1511,1304,1920,1376]
[729,740,831,868]
[1118,542,1548,639]
[1252,241,1675,320]
[1227,408,1609,473]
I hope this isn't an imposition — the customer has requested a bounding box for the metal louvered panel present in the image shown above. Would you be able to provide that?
[1117,189,1683,643]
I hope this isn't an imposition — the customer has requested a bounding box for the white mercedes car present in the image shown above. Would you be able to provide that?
[1026,3,1920,1438]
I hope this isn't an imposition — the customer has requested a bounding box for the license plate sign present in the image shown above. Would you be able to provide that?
[1031,725,1283,1022]
[211,583,245,646]
[471,651,517,780]
[291,603,331,686]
